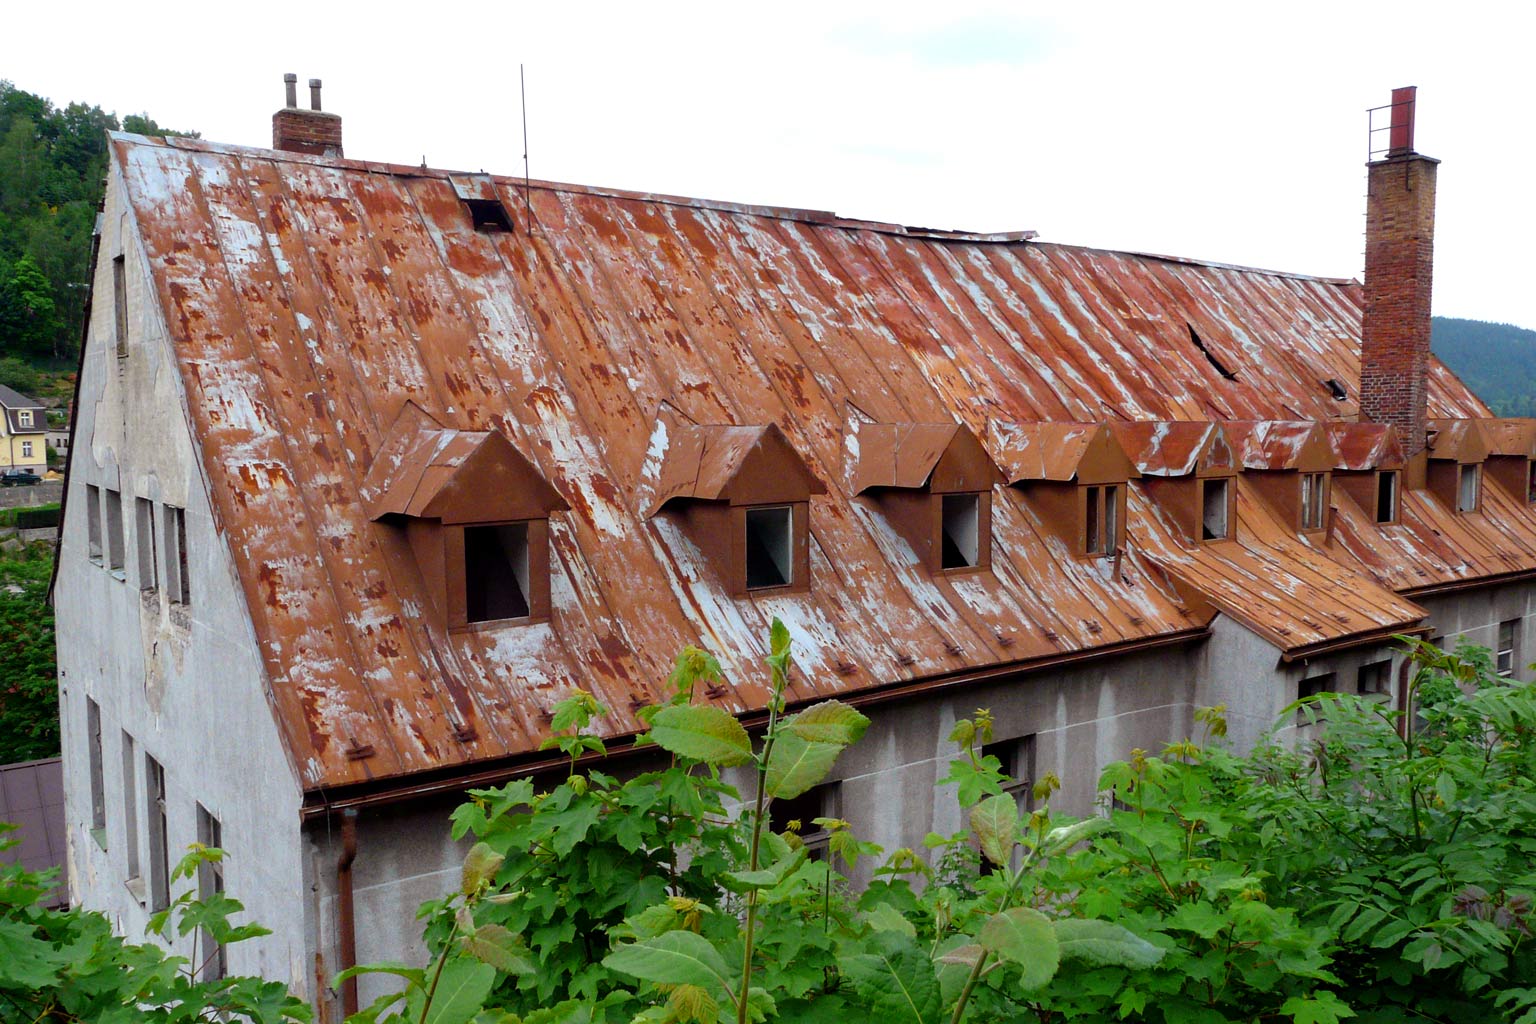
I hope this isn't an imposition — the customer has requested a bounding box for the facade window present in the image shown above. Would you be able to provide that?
[982,734,1037,813]
[113,254,129,358]
[1201,478,1230,541]
[18,410,33,427]
[146,755,170,912]
[940,493,981,569]
[105,488,125,573]
[1377,471,1400,524]
[165,506,190,605]
[771,782,839,862]
[1457,464,1480,513]
[745,505,793,590]
[21,440,33,459]
[1497,619,1519,678]
[464,523,531,623]
[1300,472,1327,531]
[86,698,106,842]
[136,497,159,590]
[1356,660,1392,697]
[1297,673,1336,724]
[86,484,103,563]
[196,805,226,980]
[121,731,141,884]
[1528,460,1536,504]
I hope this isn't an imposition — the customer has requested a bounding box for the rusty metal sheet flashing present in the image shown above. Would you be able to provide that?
[1279,622,1432,664]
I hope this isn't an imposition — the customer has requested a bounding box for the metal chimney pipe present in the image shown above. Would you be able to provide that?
[283,73,297,109]
[309,78,323,112]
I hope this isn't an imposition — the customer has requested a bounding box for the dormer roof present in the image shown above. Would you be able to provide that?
[1324,422,1406,471]
[647,420,825,515]
[845,420,1000,494]
[362,404,568,524]
[1109,422,1235,478]
[990,422,1137,486]
[1223,420,1335,473]
[1426,418,1492,463]
[1483,418,1536,458]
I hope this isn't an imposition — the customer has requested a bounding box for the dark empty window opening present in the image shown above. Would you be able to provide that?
[136,497,158,591]
[1297,672,1336,724]
[1301,472,1327,531]
[86,698,106,838]
[1457,464,1480,513]
[1104,485,1120,554]
[146,755,169,912]
[1188,324,1237,381]
[1527,460,1536,503]
[771,782,838,862]
[113,255,128,358]
[1357,659,1391,696]
[196,805,226,980]
[745,506,793,590]
[1377,471,1399,524]
[1085,485,1102,554]
[1323,378,1348,401]
[86,484,103,563]
[465,198,515,233]
[941,493,981,569]
[1201,478,1230,541]
[465,523,531,622]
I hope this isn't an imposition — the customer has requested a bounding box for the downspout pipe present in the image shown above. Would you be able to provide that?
[337,808,359,1018]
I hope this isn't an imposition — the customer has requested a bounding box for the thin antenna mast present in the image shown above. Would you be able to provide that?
[520,64,532,223]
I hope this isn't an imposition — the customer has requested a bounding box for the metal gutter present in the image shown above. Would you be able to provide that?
[297,625,1211,820]
[1279,622,1430,663]
[1399,566,1536,599]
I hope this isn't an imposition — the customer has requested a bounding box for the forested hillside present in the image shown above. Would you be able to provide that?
[1432,316,1536,418]
[0,80,194,399]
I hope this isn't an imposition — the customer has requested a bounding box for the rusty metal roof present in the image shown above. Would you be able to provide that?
[1224,421,1336,472]
[1325,422,1405,471]
[1484,418,1536,458]
[1427,418,1492,462]
[109,132,1527,794]
[990,422,1137,485]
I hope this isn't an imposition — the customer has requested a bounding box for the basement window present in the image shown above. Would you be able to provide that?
[940,493,981,569]
[1187,324,1237,381]
[1376,471,1400,524]
[1201,478,1230,541]
[465,198,514,233]
[745,506,793,590]
[1300,472,1327,532]
[1457,464,1481,513]
[465,523,531,623]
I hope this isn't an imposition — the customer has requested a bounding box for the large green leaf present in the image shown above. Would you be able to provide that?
[648,704,754,766]
[422,956,496,1024]
[721,844,807,892]
[765,730,842,799]
[603,930,733,993]
[783,701,870,745]
[1038,816,1113,857]
[842,931,942,1024]
[970,793,1019,867]
[978,907,1060,989]
[460,923,537,975]
[1053,918,1164,969]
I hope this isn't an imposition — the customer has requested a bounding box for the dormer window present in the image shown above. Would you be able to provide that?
[941,493,981,569]
[1457,464,1481,513]
[362,404,568,630]
[1376,470,1400,524]
[465,523,531,622]
[1201,477,1230,540]
[1300,472,1328,532]
[1083,484,1122,556]
[18,410,33,427]
[845,419,999,576]
[745,505,794,590]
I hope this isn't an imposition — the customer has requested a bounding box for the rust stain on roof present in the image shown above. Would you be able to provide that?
[110,132,1522,793]
[1224,421,1335,472]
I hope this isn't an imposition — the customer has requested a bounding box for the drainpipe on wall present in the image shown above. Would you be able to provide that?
[336,808,359,1018]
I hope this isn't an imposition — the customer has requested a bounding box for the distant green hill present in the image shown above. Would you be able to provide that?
[1432,317,1536,418]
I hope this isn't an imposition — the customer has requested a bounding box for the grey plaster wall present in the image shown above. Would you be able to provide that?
[1418,583,1536,681]
[55,163,310,995]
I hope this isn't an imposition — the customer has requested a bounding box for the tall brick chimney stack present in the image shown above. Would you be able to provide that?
[1359,86,1438,456]
[272,73,343,157]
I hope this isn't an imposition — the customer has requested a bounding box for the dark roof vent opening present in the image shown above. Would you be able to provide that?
[1187,324,1238,382]
[1324,378,1349,401]
[465,198,514,233]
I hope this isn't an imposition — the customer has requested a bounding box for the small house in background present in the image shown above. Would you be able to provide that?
[51,81,1536,1018]
[0,384,47,474]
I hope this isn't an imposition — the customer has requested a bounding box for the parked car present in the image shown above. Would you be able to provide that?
[1,470,41,487]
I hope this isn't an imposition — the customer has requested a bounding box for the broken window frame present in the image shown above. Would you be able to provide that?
[86,697,106,844]
[1497,619,1519,678]
[463,521,534,625]
[448,518,553,630]
[113,254,129,359]
[1456,464,1481,513]
[1376,470,1400,524]
[1528,459,1536,504]
[121,731,141,885]
[744,504,796,592]
[86,484,103,564]
[164,506,190,605]
[105,488,125,575]
[145,754,170,913]
[770,782,840,862]
[1083,484,1124,556]
[938,492,985,572]
[1199,477,1232,542]
[1356,659,1392,697]
[135,497,159,591]
[1300,472,1328,532]
[196,805,227,980]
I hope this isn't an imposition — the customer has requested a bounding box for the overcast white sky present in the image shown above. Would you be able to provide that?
[6,1,1533,327]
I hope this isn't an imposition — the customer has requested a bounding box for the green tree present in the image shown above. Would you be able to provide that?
[0,541,58,762]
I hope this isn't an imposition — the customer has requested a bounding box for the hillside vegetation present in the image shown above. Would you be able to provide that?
[1432,316,1536,417]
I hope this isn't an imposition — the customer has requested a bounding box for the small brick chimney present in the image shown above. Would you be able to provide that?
[272,73,343,157]
[1359,86,1438,456]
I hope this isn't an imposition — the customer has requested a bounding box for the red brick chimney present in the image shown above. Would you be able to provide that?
[272,73,343,157]
[1359,86,1438,455]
